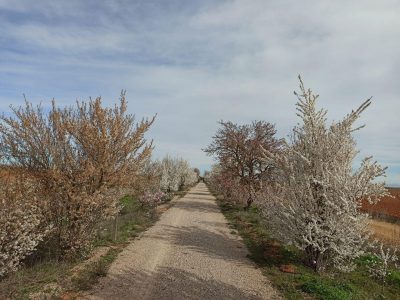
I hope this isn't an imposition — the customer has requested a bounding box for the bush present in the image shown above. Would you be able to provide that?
[0,176,50,277]
[261,77,387,272]
[204,165,245,205]
[367,244,398,285]
[139,190,167,208]
[158,156,198,193]
[0,94,155,259]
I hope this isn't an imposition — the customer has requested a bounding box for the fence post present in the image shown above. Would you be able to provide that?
[112,214,118,241]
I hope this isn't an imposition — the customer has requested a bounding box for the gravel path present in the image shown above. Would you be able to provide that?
[83,183,281,300]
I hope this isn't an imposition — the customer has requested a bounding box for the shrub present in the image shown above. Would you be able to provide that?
[261,77,387,272]
[367,244,398,284]
[204,164,249,205]
[139,190,167,208]
[0,176,50,277]
[158,156,198,193]
[0,93,154,258]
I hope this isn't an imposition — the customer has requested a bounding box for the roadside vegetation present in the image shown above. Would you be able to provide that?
[204,76,399,299]
[1,76,398,299]
[0,94,199,298]
[213,196,400,299]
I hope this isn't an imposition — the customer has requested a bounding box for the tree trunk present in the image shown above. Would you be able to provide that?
[305,245,326,273]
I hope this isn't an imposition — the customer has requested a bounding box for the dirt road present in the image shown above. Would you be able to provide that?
[84,183,280,300]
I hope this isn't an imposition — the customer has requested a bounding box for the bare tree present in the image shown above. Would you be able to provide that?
[261,77,388,272]
[204,120,282,207]
[0,93,155,258]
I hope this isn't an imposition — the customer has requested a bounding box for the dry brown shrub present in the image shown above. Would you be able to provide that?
[0,93,154,258]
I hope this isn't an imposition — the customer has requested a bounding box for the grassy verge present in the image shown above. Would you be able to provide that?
[216,195,400,300]
[69,247,121,292]
[0,260,74,299]
[0,186,192,299]
[94,194,160,247]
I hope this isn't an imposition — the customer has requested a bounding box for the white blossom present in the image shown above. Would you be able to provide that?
[367,243,398,284]
[0,177,51,277]
[157,156,198,192]
[259,76,388,272]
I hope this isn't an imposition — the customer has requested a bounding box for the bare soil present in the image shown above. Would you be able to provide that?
[82,183,280,300]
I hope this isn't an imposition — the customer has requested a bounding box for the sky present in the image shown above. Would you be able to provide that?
[0,0,399,186]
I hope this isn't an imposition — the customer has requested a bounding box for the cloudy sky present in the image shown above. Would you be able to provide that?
[0,0,399,185]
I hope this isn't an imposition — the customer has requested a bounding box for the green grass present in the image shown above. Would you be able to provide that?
[215,196,400,300]
[300,278,354,300]
[0,260,74,299]
[94,195,158,246]
[388,270,400,286]
[70,248,121,291]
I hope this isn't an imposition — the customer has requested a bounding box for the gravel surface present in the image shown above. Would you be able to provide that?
[83,183,281,300]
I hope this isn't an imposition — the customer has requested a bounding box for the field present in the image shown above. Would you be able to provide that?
[362,187,400,219]
[369,219,400,246]
[361,187,400,246]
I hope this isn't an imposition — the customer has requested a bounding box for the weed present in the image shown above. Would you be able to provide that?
[0,261,73,299]
[300,277,354,300]
[70,248,120,291]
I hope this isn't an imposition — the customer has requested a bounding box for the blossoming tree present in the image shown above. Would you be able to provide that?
[204,120,282,207]
[261,77,387,272]
[159,156,198,193]
[0,93,154,258]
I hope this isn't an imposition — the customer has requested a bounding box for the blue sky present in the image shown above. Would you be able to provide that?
[0,0,399,186]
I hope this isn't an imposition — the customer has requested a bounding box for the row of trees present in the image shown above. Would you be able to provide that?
[137,156,199,207]
[159,156,199,193]
[205,77,393,273]
[0,95,198,277]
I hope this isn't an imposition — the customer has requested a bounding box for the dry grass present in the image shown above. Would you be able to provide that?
[369,219,400,246]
